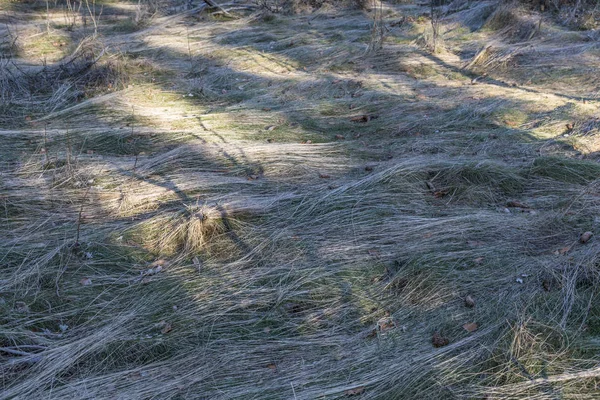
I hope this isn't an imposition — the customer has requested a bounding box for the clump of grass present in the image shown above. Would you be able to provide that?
[469,321,569,394]
[493,107,529,128]
[122,205,251,257]
[20,32,72,61]
[426,162,525,203]
[531,156,600,184]
[483,3,539,42]
[0,37,124,126]
[109,18,142,33]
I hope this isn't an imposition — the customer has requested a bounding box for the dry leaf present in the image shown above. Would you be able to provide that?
[335,134,345,140]
[463,322,478,332]
[542,279,551,292]
[248,174,260,180]
[160,322,173,334]
[580,231,593,244]
[474,257,484,264]
[556,245,572,255]
[319,173,331,179]
[80,278,92,286]
[378,318,396,332]
[266,363,277,371]
[566,123,574,131]
[366,329,377,339]
[350,115,377,123]
[433,190,448,198]
[506,201,530,209]
[345,386,365,396]
[150,259,168,268]
[262,107,272,111]
[465,295,475,308]
[432,332,449,347]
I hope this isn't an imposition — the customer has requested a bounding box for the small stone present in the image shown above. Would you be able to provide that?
[463,322,478,332]
[464,295,475,308]
[80,278,92,286]
[580,231,593,244]
[15,301,29,313]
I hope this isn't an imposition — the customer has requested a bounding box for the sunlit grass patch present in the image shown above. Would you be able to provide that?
[20,32,72,61]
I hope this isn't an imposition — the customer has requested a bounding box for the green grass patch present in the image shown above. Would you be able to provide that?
[428,162,525,203]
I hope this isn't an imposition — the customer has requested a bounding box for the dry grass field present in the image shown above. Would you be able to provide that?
[1,0,600,398]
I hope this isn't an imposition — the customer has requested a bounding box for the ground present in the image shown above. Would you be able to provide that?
[1,0,600,398]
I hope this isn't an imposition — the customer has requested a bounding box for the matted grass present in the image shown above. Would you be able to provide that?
[1,0,600,399]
